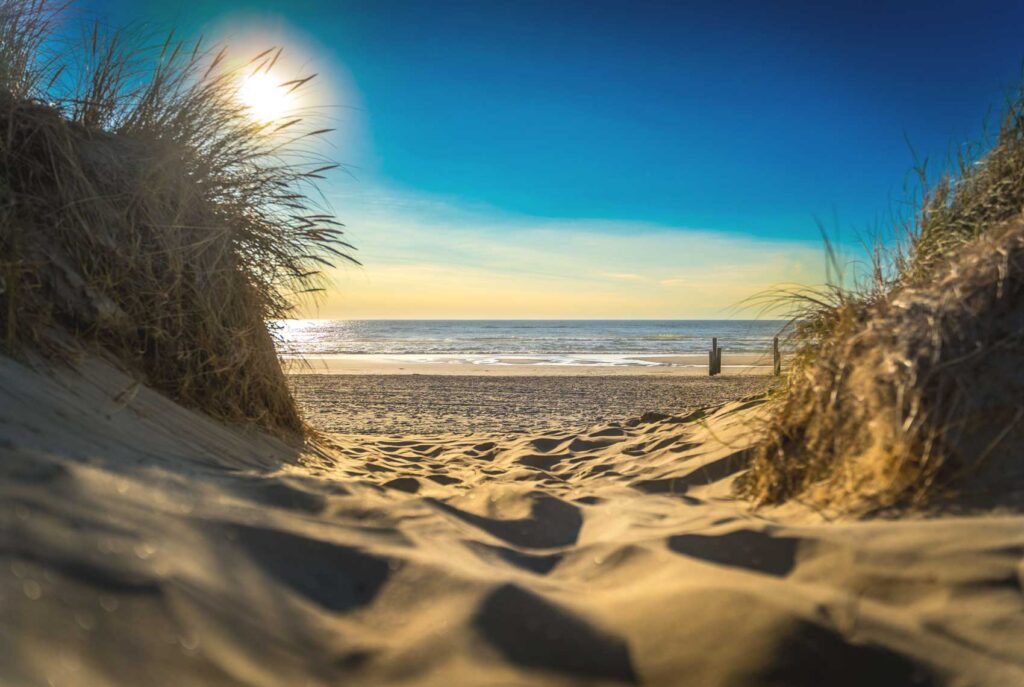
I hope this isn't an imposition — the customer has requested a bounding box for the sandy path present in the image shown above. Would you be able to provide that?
[2,354,1023,686]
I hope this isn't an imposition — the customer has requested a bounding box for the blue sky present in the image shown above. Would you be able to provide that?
[75,0,1024,317]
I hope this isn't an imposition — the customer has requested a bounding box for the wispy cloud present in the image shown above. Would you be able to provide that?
[300,183,827,318]
[600,272,647,281]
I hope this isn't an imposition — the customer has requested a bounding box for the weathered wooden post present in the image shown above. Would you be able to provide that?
[716,345,723,375]
[772,336,781,376]
[709,337,720,376]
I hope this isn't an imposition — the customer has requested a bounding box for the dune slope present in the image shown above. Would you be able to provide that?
[1,354,1022,686]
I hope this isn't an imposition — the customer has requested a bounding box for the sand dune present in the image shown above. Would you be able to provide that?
[2,354,1023,686]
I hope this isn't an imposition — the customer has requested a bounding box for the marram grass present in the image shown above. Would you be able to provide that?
[740,85,1024,512]
[0,0,356,435]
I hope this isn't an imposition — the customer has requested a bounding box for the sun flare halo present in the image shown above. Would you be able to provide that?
[237,70,294,123]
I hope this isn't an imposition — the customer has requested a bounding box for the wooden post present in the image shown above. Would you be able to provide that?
[710,337,720,376]
[772,336,781,376]
[716,346,723,375]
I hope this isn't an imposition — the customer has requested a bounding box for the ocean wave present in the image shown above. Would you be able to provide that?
[275,319,787,356]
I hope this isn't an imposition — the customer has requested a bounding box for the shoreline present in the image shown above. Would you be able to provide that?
[283,352,774,376]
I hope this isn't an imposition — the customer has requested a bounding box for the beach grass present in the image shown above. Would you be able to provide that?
[739,83,1024,512]
[0,0,353,434]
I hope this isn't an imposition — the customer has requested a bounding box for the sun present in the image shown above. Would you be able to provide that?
[237,71,294,124]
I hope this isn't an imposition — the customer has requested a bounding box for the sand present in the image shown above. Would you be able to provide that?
[2,353,1023,686]
[289,374,773,435]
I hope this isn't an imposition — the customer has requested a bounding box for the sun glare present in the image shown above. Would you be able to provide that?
[237,71,294,123]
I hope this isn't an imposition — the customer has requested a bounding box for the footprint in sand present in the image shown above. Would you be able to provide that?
[383,477,421,493]
[430,492,583,549]
[473,584,637,683]
[667,529,801,577]
[227,525,396,612]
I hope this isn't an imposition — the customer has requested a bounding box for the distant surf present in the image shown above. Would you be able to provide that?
[276,320,785,367]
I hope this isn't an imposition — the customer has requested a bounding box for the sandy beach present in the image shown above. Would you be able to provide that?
[4,353,1022,686]
[290,373,772,434]
[6,1,1024,682]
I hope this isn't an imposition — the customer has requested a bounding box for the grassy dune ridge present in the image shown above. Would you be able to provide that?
[741,86,1024,512]
[0,0,353,434]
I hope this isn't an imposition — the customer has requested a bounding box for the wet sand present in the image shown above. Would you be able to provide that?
[283,352,773,376]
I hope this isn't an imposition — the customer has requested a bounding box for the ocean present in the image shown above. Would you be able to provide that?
[276,320,787,367]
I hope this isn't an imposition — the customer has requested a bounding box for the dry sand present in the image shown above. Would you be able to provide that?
[2,353,1023,686]
[289,374,773,435]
